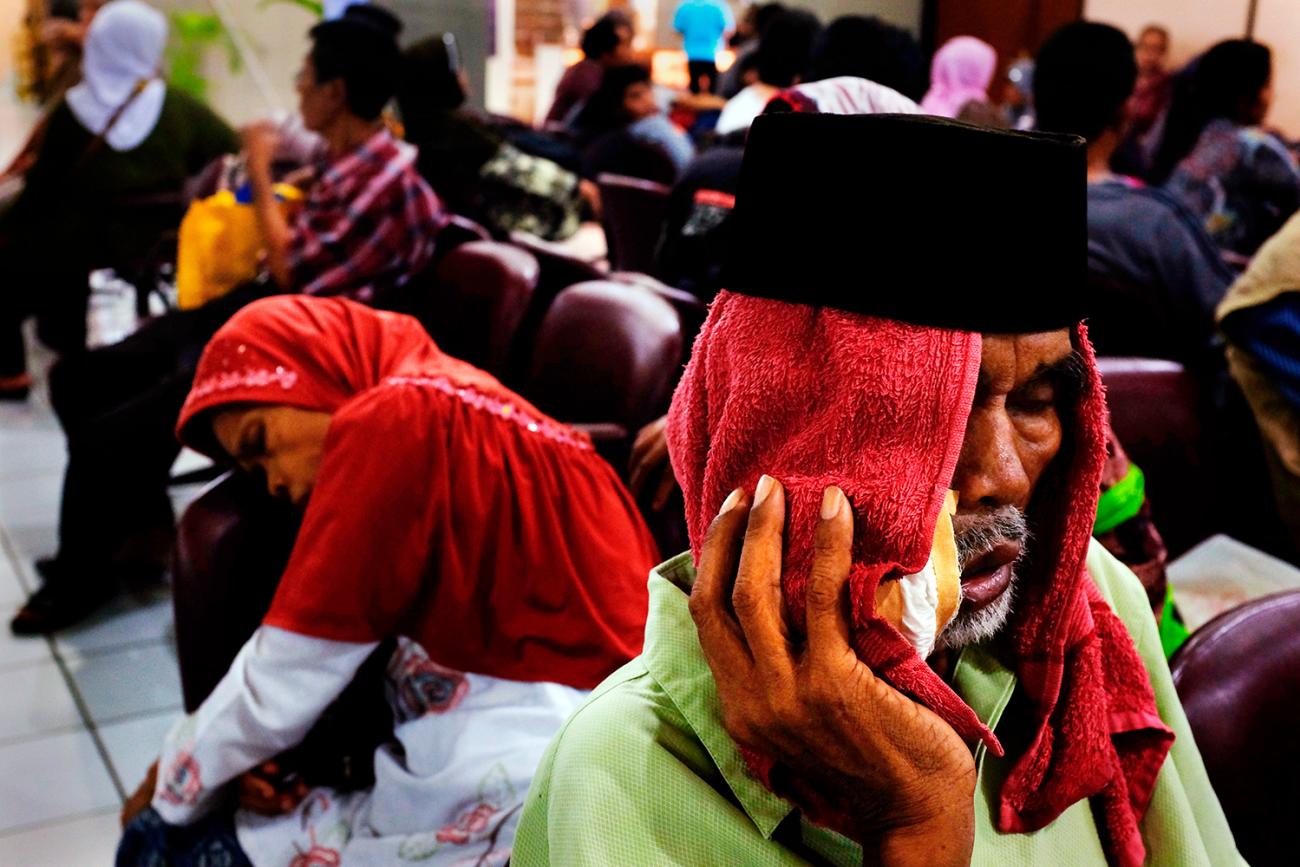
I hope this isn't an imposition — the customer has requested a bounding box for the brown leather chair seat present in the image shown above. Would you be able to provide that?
[1170,589,1300,867]
[420,240,540,377]
[521,280,682,469]
[597,173,673,274]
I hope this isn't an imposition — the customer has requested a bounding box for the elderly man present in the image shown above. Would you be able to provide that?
[514,114,1241,865]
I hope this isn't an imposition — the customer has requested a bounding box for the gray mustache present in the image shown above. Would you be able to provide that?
[953,507,1030,570]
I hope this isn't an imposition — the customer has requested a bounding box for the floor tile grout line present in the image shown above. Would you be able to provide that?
[0,721,89,750]
[46,637,128,801]
[0,522,33,595]
[0,805,120,840]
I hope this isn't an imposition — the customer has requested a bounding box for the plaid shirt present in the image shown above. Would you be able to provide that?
[286,128,443,302]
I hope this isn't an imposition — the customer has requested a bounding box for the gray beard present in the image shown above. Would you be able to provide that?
[935,570,1018,650]
[937,506,1030,650]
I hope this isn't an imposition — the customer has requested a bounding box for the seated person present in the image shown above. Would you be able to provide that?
[714,8,821,137]
[717,3,787,99]
[0,0,238,400]
[804,13,927,102]
[1151,39,1300,260]
[545,11,635,127]
[574,64,695,181]
[656,75,916,298]
[1217,210,1300,560]
[398,34,594,241]
[1033,22,1233,368]
[516,114,1241,865]
[11,3,444,635]
[116,295,660,865]
[921,36,998,118]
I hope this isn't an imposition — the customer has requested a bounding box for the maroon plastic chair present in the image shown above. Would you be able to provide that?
[172,473,297,711]
[611,272,708,360]
[1097,357,1207,557]
[1170,589,1300,867]
[522,280,681,465]
[597,173,673,274]
[420,240,539,377]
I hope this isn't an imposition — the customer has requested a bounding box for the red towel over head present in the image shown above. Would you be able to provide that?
[666,290,1173,866]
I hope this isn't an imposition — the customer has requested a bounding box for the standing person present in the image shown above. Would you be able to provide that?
[116,295,660,866]
[673,0,734,94]
[10,4,444,635]
[514,113,1242,867]
[1152,39,1300,258]
[0,0,238,401]
[1034,21,1233,367]
[544,10,634,126]
[1130,24,1172,136]
[920,35,997,119]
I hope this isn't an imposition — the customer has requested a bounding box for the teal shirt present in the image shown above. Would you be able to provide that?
[515,541,1244,865]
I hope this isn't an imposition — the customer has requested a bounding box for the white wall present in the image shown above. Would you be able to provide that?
[1085,0,1300,136]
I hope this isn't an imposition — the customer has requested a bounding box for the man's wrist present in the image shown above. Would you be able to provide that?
[861,805,974,867]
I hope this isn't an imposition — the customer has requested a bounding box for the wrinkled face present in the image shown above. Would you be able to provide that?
[939,330,1081,649]
[296,54,346,132]
[1135,29,1168,76]
[622,81,658,120]
[211,405,334,507]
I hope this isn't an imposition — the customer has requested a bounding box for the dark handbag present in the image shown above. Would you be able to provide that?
[280,637,398,792]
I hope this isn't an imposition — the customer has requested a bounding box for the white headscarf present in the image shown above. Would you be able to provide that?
[66,0,168,152]
[779,76,920,116]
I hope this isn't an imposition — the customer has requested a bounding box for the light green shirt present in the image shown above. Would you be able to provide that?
[515,540,1244,865]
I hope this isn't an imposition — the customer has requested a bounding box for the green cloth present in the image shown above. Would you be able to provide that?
[1094,462,1147,535]
[515,541,1244,866]
[1160,585,1192,659]
[3,87,238,264]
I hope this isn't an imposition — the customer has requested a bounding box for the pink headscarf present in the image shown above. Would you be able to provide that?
[921,36,998,118]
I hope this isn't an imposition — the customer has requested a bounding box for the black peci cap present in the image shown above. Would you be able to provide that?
[723,112,1088,333]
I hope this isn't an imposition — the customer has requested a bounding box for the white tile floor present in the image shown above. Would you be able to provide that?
[0,341,191,864]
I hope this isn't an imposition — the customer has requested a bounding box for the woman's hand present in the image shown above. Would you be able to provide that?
[689,477,976,866]
[240,122,280,171]
[237,760,310,816]
[121,760,158,828]
[628,415,678,512]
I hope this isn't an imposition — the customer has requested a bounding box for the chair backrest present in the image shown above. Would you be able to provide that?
[598,173,673,274]
[422,241,540,376]
[173,473,297,712]
[610,271,708,360]
[1170,589,1300,867]
[523,280,682,434]
[435,214,493,257]
[1097,357,1208,556]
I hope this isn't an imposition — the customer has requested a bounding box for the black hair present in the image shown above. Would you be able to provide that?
[755,8,822,88]
[1138,24,1169,44]
[575,63,652,134]
[806,14,927,101]
[580,10,632,60]
[309,5,403,121]
[1033,21,1137,142]
[397,34,466,136]
[1149,39,1271,183]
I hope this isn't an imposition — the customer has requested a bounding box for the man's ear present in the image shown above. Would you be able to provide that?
[323,77,349,117]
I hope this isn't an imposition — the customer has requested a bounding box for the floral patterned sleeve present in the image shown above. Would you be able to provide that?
[151,626,378,825]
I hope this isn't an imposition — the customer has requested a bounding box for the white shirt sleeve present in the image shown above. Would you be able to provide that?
[151,625,380,825]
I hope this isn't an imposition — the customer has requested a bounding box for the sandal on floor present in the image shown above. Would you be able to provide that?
[10,571,119,635]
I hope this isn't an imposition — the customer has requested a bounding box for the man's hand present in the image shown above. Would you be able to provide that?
[237,760,310,816]
[240,122,280,171]
[121,760,158,828]
[628,415,678,512]
[689,476,976,866]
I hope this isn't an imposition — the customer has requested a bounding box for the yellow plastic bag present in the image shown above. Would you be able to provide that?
[175,185,301,310]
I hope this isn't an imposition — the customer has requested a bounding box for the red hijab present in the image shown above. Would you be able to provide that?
[178,296,659,690]
[667,291,1173,866]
